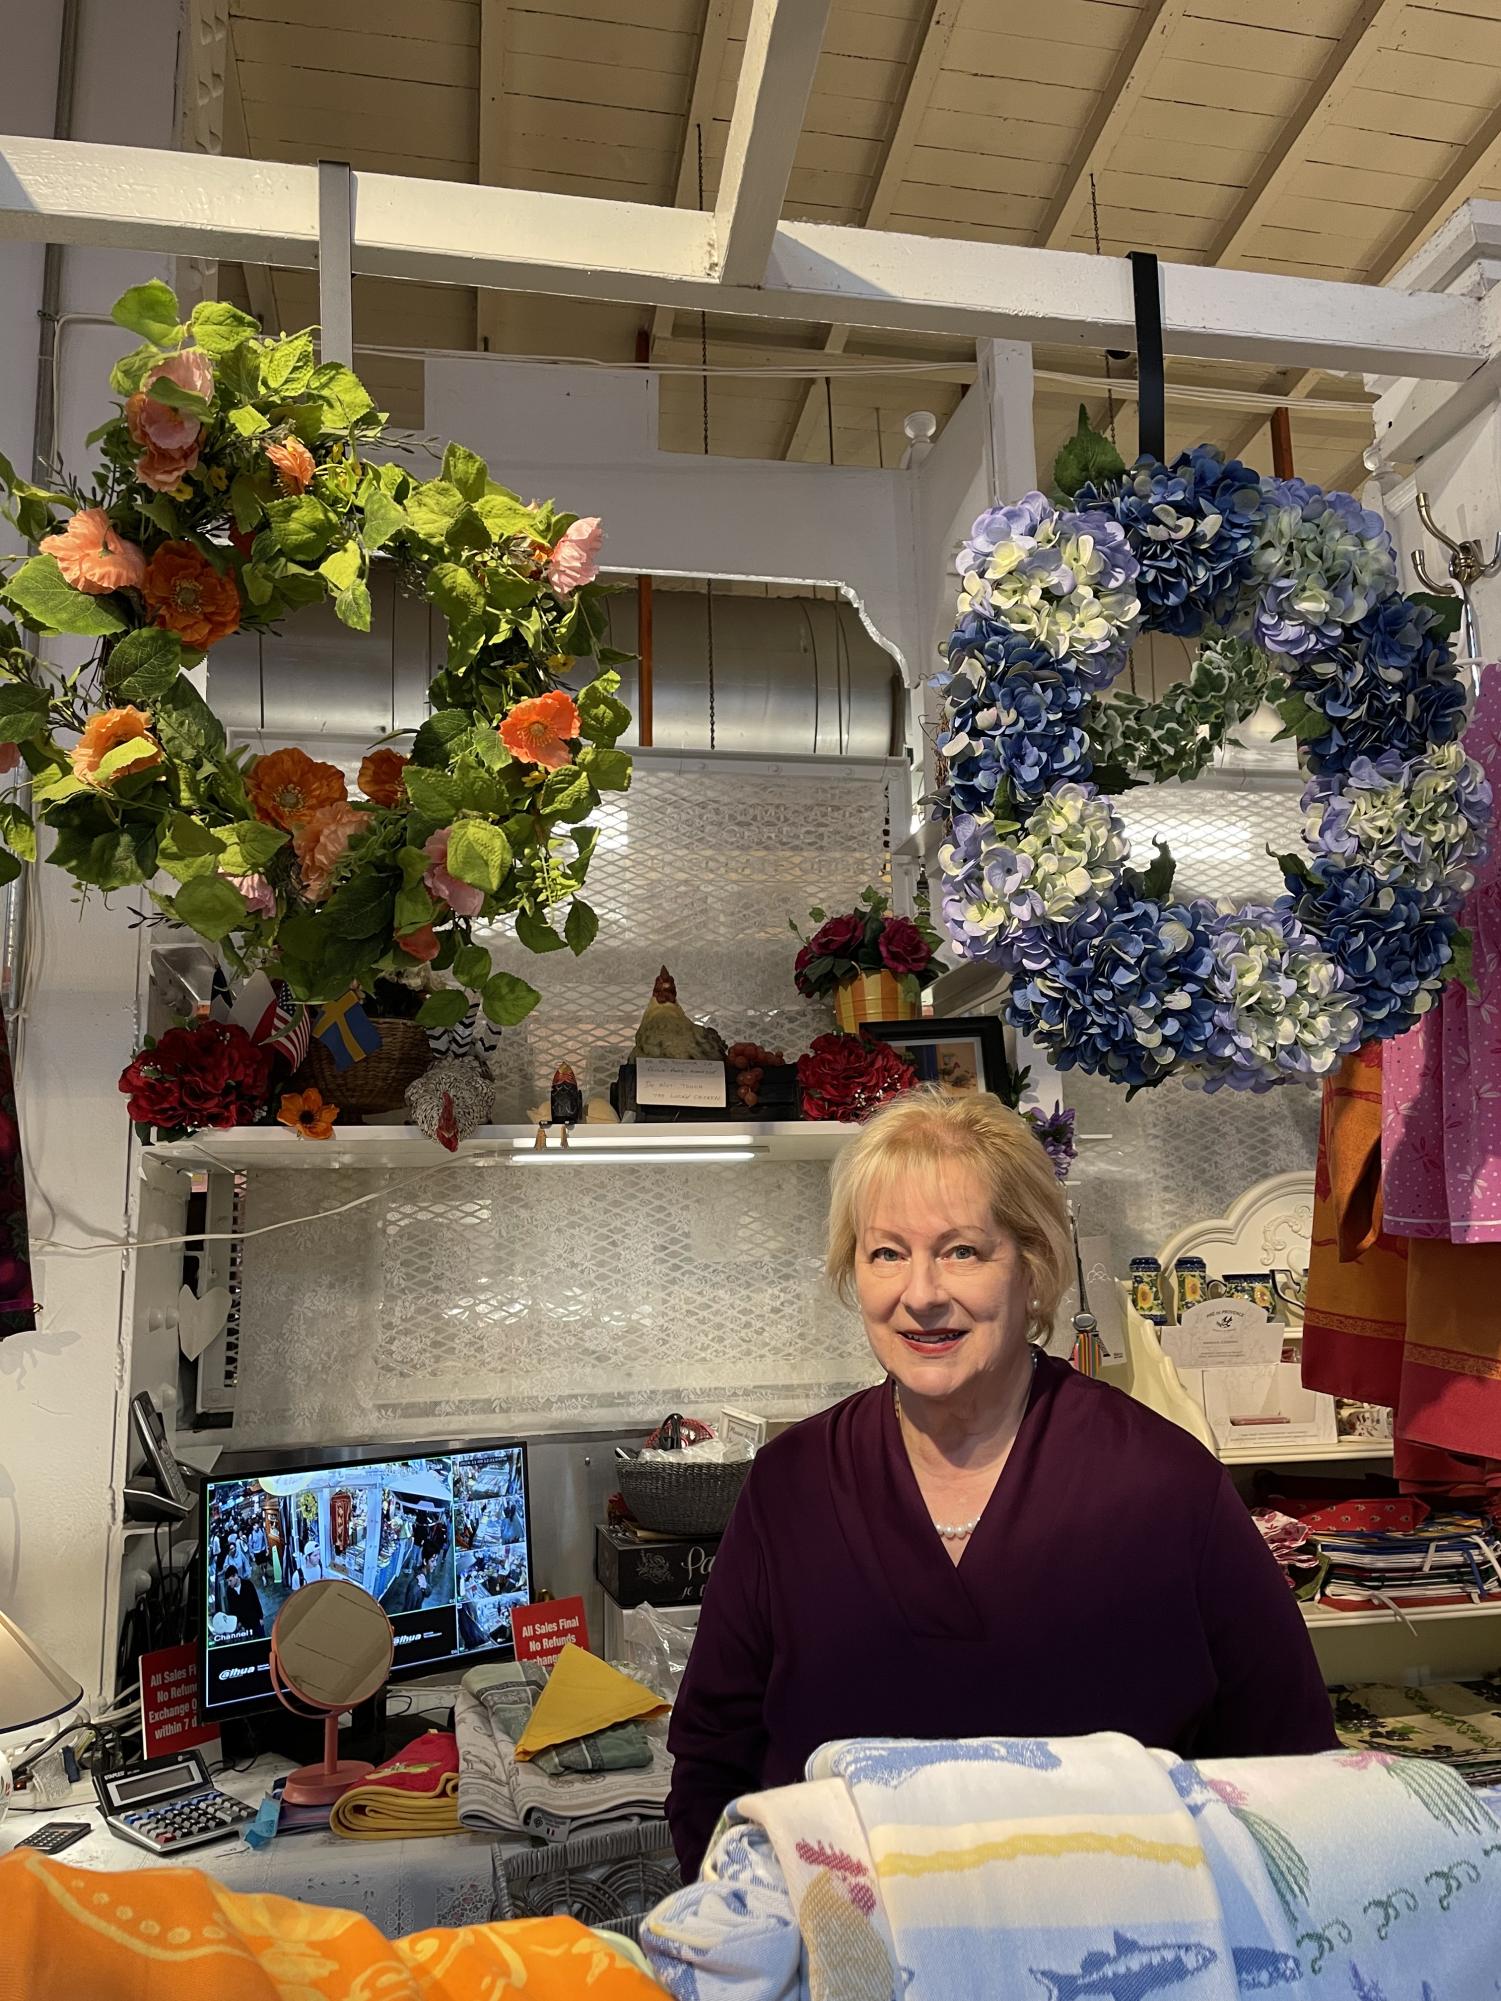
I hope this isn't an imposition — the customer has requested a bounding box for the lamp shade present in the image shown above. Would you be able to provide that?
[0,1608,82,1734]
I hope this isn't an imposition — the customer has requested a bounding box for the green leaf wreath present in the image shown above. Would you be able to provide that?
[0,282,633,1014]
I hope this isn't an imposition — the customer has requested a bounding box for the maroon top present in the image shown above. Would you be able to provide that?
[666,1354,1336,1877]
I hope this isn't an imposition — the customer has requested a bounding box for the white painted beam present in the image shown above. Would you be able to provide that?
[651,0,733,350]
[782,0,962,460]
[712,0,832,288]
[0,137,1489,380]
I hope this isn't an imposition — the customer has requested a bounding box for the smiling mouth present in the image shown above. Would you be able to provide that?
[899,1328,967,1348]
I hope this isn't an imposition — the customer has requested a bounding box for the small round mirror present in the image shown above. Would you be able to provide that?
[270,1579,393,1806]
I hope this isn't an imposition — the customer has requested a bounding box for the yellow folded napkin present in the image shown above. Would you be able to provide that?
[513,1643,668,1763]
[329,1729,461,1839]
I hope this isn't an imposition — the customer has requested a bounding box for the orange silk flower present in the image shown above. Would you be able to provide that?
[247,747,348,830]
[396,924,441,962]
[265,436,317,495]
[498,690,580,769]
[70,707,162,787]
[141,541,241,650]
[39,508,147,595]
[358,748,409,806]
[278,1088,338,1140]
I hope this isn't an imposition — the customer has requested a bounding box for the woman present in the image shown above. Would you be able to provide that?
[666,1089,1336,1879]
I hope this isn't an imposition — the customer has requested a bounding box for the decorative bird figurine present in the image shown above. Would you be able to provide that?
[633,966,726,1064]
[405,1058,494,1150]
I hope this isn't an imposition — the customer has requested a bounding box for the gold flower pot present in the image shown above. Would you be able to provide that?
[832,970,917,1033]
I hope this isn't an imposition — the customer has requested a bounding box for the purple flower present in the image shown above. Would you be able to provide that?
[1024,1101,1077,1180]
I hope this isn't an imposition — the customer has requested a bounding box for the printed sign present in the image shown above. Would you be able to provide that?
[633,1058,726,1109]
[510,1595,590,1668]
[1161,1297,1284,1371]
[140,1641,218,1762]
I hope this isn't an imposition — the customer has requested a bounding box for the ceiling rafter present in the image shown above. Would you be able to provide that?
[782,0,964,462]
[713,0,833,287]
[1207,0,1400,272]
[220,14,276,334]
[1036,0,1192,252]
[651,0,735,352]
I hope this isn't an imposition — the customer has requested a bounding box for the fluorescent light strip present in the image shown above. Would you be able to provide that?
[511,1147,761,1166]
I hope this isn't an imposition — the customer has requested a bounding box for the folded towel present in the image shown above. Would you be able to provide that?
[643,1732,1501,2001]
[457,1661,672,1839]
[514,1642,668,1762]
[329,1729,461,1840]
[534,1720,653,1776]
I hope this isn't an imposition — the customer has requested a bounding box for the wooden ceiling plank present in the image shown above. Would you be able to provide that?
[781,0,963,461]
[713,0,835,286]
[1208,0,1448,270]
[1364,99,1501,281]
[223,18,279,334]
[651,0,735,348]
[507,52,691,117]
[1036,0,1194,250]
[230,17,477,87]
[507,13,698,75]
[477,0,507,351]
[231,0,477,42]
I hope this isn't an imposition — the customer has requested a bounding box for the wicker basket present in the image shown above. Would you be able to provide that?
[617,1454,750,1538]
[296,1018,434,1118]
[833,969,918,1033]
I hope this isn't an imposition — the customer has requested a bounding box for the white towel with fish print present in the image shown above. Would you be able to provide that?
[640,1732,1501,2001]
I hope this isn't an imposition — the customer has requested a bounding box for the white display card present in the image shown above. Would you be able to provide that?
[1162,1297,1284,1371]
[1202,1364,1337,1448]
[634,1058,727,1108]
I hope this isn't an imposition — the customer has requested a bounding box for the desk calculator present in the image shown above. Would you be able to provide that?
[94,1749,255,1856]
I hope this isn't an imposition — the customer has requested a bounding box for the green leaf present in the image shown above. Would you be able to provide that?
[1051,402,1126,503]
[417,987,472,1028]
[1411,590,1465,639]
[427,561,485,623]
[216,819,288,875]
[578,743,631,792]
[442,443,489,503]
[49,808,158,890]
[405,478,466,544]
[447,504,492,554]
[515,907,567,954]
[242,562,275,608]
[1272,847,1313,888]
[0,798,36,865]
[487,572,541,612]
[395,880,439,933]
[105,626,186,704]
[173,873,249,943]
[564,897,598,955]
[261,331,317,398]
[1131,839,1175,903]
[111,280,182,347]
[157,812,225,884]
[403,766,463,820]
[447,820,512,894]
[189,298,261,356]
[229,473,264,533]
[481,970,541,1026]
[153,675,226,763]
[360,484,406,551]
[4,555,127,637]
[139,372,212,420]
[321,870,394,942]
[1272,692,1325,744]
[227,404,271,439]
[570,823,600,881]
[108,342,161,398]
[453,942,492,988]
[577,672,632,747]
[135,491,181,537]
[1448,925,1479,998]
[308,360,377,427]
[90,735,163,787]
[536,764,593,822]
[264,494,340,563]
[453,756,507,816]
[320,542,363,592]
[335,580,372,632]
[411,709,473,769]
[0,682,50,743]
[0,849,21,887]
[475,489,539,540]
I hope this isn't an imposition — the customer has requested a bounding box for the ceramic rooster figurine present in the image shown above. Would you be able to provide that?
[632,967,726,1064]
[405,1058,494,1151]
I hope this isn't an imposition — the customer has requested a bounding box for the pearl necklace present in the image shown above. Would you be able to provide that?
[894,1350,1038,1542]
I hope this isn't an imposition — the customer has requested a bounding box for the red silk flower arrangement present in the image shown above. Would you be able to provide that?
[119,1019,273,1142]
[797,1032,916,1122]
[790,887,944,1002]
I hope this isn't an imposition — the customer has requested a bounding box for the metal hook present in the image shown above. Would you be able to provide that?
[1411,490,1501,688]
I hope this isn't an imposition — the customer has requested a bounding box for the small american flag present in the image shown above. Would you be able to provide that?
[263,980,310,1071]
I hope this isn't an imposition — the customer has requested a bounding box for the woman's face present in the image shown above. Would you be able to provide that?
[854,1162,1029,1402]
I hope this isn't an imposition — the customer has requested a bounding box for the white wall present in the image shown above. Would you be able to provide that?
[0,0,180,1704]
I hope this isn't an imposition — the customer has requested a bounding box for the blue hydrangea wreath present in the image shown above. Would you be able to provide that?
[934,441,1492,1093]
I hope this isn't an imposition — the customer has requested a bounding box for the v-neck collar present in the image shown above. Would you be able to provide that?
[827,1351,1060,1642]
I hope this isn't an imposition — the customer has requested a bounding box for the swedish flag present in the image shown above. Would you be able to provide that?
[313,990,382,1070]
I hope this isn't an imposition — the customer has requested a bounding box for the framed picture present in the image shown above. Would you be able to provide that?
[863,1016,1012,1100]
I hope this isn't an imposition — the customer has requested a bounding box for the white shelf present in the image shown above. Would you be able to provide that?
[1304,1599,1501,1631]
[1219,1438,1393,1465]
[144,1119,858,1170]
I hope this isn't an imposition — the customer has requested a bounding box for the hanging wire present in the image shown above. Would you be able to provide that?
[697,123,717,750]
[1089,173,1118,449]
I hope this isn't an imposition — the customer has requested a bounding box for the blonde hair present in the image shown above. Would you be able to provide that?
[826,1087,1072,1339]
